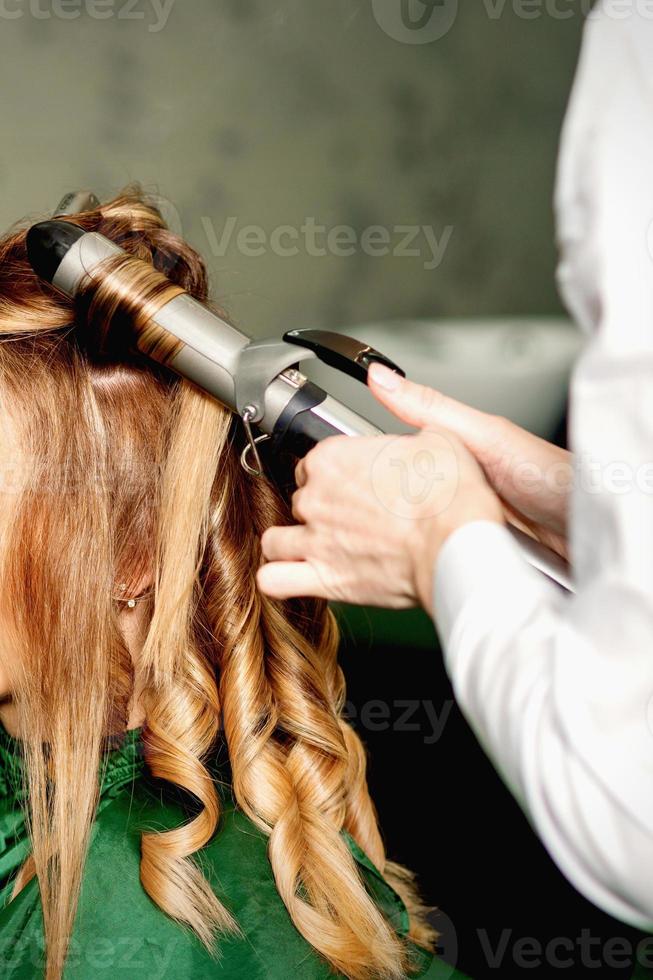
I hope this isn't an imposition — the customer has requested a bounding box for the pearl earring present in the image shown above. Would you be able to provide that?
[114,583,154,608]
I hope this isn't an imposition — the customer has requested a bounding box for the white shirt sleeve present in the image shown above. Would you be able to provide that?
[433,2,653,931]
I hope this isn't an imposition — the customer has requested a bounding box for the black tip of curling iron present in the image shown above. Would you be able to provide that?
[26,219,85,285]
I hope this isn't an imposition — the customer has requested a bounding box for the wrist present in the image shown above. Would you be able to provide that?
[410,491,505,614]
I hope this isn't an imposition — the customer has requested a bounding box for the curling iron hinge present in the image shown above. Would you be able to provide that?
[235,329,406,425]
[234,337,316,423]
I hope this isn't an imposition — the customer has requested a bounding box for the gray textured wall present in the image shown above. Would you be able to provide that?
[0,0,585,336]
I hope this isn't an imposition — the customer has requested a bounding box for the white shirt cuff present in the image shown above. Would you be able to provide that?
[433,520,558,659]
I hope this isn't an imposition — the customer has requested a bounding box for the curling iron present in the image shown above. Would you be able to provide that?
[25,194,573,594]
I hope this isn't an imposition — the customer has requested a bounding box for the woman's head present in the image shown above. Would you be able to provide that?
[0,186,435,980]
[0,189,212,727]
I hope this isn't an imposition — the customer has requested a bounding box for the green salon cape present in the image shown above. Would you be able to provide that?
[0,721,467,979]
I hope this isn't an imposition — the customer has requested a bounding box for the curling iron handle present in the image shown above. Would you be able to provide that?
[278,397,574,594]
[284,329,406,385]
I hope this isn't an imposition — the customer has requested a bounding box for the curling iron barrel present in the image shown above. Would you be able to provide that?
[25,221,394,451]
[25,218,573,593]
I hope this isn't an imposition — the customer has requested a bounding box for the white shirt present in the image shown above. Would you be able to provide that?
[433,1,653,930]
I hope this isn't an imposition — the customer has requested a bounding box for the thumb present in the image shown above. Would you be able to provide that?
[367,362,494,449]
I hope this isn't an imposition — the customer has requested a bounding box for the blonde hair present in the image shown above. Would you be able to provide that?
[0,186,437,979]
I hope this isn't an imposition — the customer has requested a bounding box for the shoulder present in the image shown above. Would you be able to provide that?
[555,1,653,340]
[95,780,458,979]
[563,1,653,140]
[0,778,460,979]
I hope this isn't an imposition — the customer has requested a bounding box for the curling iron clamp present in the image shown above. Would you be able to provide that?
[25,193,573,595]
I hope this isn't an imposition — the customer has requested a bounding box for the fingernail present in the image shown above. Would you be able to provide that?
[369,362,401,391]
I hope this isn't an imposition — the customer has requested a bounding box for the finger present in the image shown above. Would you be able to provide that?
[367,362,494,447]
[294,455,308,488]
[260,525,310,562]
[291,487,311,523]
[256,561,330,600]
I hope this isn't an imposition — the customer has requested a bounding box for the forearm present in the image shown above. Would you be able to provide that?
[433,520,653,929]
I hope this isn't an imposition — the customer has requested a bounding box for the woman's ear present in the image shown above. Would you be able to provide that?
[113,570,154,608]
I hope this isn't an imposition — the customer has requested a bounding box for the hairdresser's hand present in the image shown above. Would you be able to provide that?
[366,363,571,561]
[257,413,504,614]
